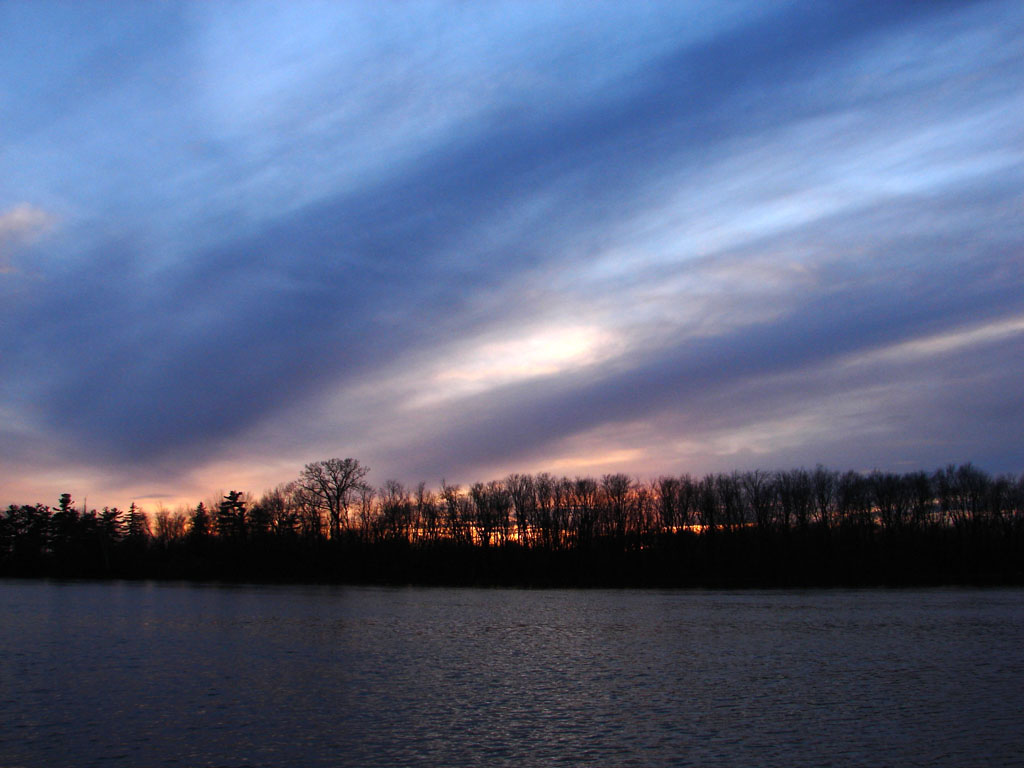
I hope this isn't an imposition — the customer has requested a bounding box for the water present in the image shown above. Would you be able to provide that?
[1,581,1022,767]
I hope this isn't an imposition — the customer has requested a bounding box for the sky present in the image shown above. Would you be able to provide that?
[1,1,1022,509]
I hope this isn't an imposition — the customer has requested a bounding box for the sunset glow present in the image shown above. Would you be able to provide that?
[412,325,618,406]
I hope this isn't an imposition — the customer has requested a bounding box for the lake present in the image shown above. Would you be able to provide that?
[1,581,1022,767]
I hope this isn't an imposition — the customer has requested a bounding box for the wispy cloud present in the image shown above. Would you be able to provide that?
[0,204,55,273]
[1,0,1022,505]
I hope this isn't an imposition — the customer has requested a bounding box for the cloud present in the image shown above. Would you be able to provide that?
[0,204,52,238]
[1,1,1022,504]
[0,204,55,273]
[363,179,1024,481]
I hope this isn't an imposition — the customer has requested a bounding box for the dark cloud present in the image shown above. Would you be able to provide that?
[383,187,1024,479]
[1,1,1022,501]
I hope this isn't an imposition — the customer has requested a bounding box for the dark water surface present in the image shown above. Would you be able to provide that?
[1,581,1022,767]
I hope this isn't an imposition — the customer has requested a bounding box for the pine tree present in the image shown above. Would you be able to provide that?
[216,492,247,540]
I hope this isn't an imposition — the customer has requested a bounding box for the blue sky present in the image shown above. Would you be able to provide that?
[2,1,1022,507]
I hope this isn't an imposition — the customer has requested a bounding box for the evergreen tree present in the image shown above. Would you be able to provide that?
[216,491,247,540]
[126,503,150,542]
[50,492,79,552]
[188,502,211,542]
[100,507,125,543]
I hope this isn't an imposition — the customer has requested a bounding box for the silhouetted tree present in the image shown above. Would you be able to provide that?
[154,508,187,546]
[297,458,369,539]
[100,506,125,543]
[5,460,1021,587]
[254,485,298,539]
[869,471,909,531]
[837,471,871,529]
[776,469,812,530]
[572,477,598,547]
[534,473,558,549]
[356,486,375,541]
[125,503,150,544]
[986,474,1019,535]
[188,502,211,543]
[697,475,718,534]
[904,471,934,530]
[468,480,512,547]
[291,483,325,542]
[656,476,681,534]
[601,473,633,541]
[415,482,439,543]
[677,474,699,532]
[936,463,988,530]
[11,504,51,563]
[50,493,78,555]
[741,470,775,533]
[440,481,464,543]
[379,480,412,541]
[506,474,535,546]
[216,491,247,540]
[811,466,837,530]
[715,473,743,532]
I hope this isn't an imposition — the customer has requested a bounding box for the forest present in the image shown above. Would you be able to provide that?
[2,460,1022,587]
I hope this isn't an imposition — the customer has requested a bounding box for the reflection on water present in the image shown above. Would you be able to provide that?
[2,581,1023,767]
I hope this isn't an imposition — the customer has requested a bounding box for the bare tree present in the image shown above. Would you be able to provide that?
[741,470,775,533]
[291,483,325,541]
[715,473,743,532]
[506,473,535,546]
[600,473,633,541]
[837,470,871,528]
[356,486,376,541]
[677,474,698,531]
[811,466,837,530]
[571,476,598,546]
[534,473,558,549]
[154,508,187,545]
[469,481,511,547]
[297,458,370,540]
[633,481,655,543]
[776,469,812,530]
[656,476,681,534]
[906,471,935,530]
[440,481,466,543]
[415,482,438,543]
[869,471,910,531]
[696,475,718,533]
[935,463,988,529]
[254,484,299,538]
[379,480,412,541]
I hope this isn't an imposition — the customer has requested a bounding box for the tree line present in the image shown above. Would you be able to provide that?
[3,459,1023,586]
